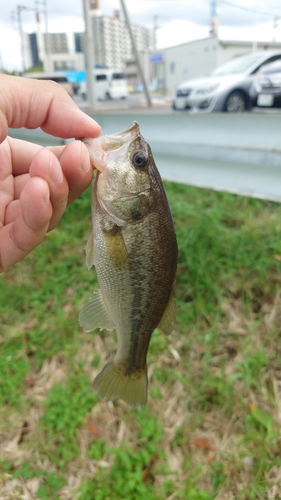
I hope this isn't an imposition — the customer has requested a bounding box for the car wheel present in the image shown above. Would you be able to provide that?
[105,92,112,100]
[225,90,246,112]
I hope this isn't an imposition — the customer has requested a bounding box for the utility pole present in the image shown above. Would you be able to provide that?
[35,11,45,66]
[35,0,51,71]
[82,0,96,110]
[210,0,220,37]
[120,0,152,108]
[0,49,3,73]
[252,0,258,52]
[273,16,279,42]
[43,0,51,71]
[153,15,158,51]
[16,5,27,73]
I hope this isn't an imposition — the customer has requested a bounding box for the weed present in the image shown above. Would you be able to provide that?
[2,183,281,498]
[40,374,99,468]
[36,473,67,500]
[0,342,30,407]
[80,410,164,500]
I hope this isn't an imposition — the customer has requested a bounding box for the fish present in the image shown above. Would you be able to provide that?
[79,121,178,408]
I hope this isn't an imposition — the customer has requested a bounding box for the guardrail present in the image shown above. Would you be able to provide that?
[8,112,281,202]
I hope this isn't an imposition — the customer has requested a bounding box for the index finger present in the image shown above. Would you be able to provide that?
[0,75,101,144]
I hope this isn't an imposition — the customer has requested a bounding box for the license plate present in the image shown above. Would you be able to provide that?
[257,94,274,106]
[175,98,187,110]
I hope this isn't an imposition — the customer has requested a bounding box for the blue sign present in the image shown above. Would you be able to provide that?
[63,71,86,83]
[150,54,164,63]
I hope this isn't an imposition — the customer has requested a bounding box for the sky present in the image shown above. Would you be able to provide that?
[1,0,281,71]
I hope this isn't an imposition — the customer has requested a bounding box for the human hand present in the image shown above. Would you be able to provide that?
[0,75,101,272]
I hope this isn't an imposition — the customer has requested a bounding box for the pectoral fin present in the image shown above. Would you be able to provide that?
[86,231,95,270]
[79,289,114,332]
[157,289,176,336]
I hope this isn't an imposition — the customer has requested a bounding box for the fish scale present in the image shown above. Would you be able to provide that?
[79,122,178,407]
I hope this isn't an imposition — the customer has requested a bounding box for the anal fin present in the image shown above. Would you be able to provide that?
[79,289,114,333]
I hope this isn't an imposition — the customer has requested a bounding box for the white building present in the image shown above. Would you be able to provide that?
[89,10,153,71]
[152,37,281,94]
[23,31,70,71]
[43,33,68,55]
[24,9,152,74]
[42,53,85,72]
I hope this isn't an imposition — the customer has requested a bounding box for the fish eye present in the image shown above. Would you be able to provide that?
[132,150,148,170]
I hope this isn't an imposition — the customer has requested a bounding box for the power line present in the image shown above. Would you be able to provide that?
[219,0,280,20]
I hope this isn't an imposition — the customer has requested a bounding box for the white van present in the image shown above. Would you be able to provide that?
[78,68,128,100]
[23,72,74,96]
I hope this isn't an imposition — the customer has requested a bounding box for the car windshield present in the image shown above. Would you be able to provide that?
[212,53,264,76]
[260,60,281,74]
[112,73,125,80]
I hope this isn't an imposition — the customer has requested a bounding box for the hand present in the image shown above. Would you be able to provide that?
[0,75,101,272]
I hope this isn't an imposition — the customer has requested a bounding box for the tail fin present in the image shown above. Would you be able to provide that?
[93,358,147,408]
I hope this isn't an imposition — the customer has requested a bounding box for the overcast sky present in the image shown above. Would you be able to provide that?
[1,0,281,71]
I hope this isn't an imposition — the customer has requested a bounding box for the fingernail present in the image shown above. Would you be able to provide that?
[81,143,91,173]
[82,114,102,135]
[50,156,63,184]
[43,184,50,204]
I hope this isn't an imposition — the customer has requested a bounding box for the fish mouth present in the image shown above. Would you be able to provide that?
[82,122,141,172]
[102,122,140,150]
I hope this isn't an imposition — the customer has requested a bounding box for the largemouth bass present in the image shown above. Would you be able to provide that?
[79,122,177,408]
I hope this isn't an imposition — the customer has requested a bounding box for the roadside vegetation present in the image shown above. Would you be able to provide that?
[1,181,281,499]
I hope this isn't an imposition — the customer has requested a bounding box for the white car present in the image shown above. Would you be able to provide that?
[23,72,74,97]
[172,51,281,113]
[78,69,128,101]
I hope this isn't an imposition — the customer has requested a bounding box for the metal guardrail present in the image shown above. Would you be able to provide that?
[8,112,281,202]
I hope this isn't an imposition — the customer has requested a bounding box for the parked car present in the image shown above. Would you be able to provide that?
[23,72,74,96]
[172,50,281,113]
[249,59,281,108]
[78,69,128,100]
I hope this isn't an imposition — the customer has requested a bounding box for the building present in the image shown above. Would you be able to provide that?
[43,53,85,72]
[151,37,281,94]
[124,52,151,89]
[22,32,36,70]
[29,33,39,67]
[24,11,152,75]
[44,33,68,54]
[88,9,153,71]
[74,33,84,53]
[24,31,70,71]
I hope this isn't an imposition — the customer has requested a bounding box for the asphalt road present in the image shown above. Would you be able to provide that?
[8,107,281,202]
[73,93,174,114]
[73,92,281,115]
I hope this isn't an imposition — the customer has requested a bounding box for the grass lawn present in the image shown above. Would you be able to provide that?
[1,181,281,499]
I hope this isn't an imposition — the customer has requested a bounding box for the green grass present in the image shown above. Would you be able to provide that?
[1,181,281,499]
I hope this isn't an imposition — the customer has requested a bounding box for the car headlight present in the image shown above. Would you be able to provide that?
[196,84,220,95]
